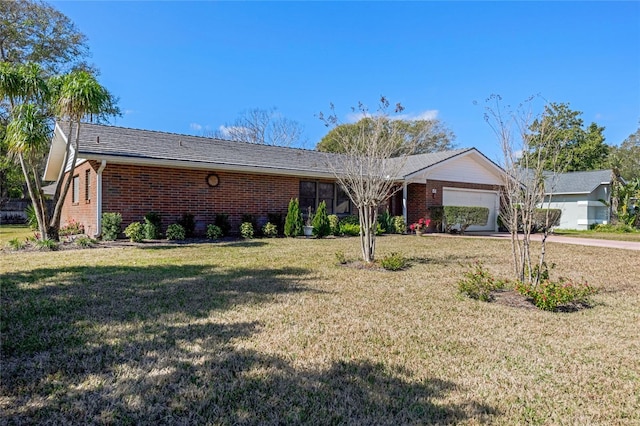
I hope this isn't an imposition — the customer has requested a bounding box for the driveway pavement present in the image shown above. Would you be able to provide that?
[461,232,640,251]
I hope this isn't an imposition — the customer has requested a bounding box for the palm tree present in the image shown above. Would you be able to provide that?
[48,70,116,239]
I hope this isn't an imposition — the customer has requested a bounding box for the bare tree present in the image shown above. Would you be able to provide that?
[484,95,565,286]
[209,107,305,147]
[319,97,425,263]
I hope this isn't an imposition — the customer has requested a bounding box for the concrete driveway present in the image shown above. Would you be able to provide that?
[462,232,640,251]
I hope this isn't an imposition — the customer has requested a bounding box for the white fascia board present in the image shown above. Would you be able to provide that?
[404,148,505,183]
[42,122,69,181]
[77,153,338,179]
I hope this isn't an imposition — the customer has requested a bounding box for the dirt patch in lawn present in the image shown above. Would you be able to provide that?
[491,289,537,310]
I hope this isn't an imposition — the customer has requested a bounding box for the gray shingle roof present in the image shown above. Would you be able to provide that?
[63,123,481,180]
[546,169,613,194]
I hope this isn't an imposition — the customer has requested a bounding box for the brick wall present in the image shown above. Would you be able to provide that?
[101,164,300,235]
[60,161,99,236]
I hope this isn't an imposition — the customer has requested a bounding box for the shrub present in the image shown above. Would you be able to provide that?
[214,213,231,236]
[7,238,25,251]
[593,223,636,233]
[241,214,259,236]
[284,198,303,237]
[340,222,360,236]
[409,218,431,234]
[458,261,505,301]
[206,224,223,240]
[25,203,38,230]
[328,214,340,236]
[262,222,278,238]
[240,222,254,239]
[378,210,393,234]
[177,213,196,238]
[144,212,162,239]
[124,222,144,243]
[124,222,144,242]
[267,213,285,236]
[75,236,96,248]
[59,218,85,236]
[35,238,58,251]
[166,223,186,240]
[427,206,444,232]
[444,206,489,234]
[380,252,407,271]
[341,215,360,225]
[335,250,347,265]
[532,208,562,232]
[312,201,331,238]
[392,216,406,234]
[101,212,122,241]
[515,279,598,311]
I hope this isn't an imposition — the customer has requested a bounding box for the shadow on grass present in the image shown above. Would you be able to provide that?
[1,261,499,424]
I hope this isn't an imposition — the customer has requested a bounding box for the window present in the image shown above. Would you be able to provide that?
[85,169,91,201]
[72,175,79,204]
[299,181,351,215]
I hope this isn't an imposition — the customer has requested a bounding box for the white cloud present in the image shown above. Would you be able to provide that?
[190,122,203,131]
[346,109,439,123]
[218,125,248,138]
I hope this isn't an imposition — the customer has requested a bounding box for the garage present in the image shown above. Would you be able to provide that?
[442,187,499,232]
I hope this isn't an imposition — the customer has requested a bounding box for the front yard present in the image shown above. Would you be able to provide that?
[1,235,638,424]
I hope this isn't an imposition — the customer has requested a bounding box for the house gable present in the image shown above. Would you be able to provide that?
[404,149,503,186]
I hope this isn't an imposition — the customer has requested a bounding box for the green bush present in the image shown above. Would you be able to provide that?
[267,213,285,236]
[335,250,347,265]
[35,238,58,251]
[340,222,360,236]
[25,204,38,230]
[328,214,340,236]
[206,224,223,240]
[177,213,196,238]
[444,206,489,234]
[144,212,162,239]
[380,252,407,271]
[124,222,144,242]
[458,261,505,301]
[166,223,186,240]
[392,216,406,234]
[7,238,25,251]
[593,223,636,233]
[427,206,444,232]
[75,236,96,248]
[284,198,303,237]
[378,210,393,234]
[312,201,331,238]
[262,222,278,238]
[515,279,598,311]
[214,213,231,236]
[59,219,84,236]
[101,212,122,241]
[532,209,562,232]
[340,215,360,225]
[240,222,254,239]
[241,214,259,236]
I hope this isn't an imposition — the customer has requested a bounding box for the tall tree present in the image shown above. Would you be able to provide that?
[316,117,455,156]
[209,107,306,147]
[319,97,427,263]
[0,0,91,203]
[485,95,566,286]
[522,102,608,172]
[608,124,640,181]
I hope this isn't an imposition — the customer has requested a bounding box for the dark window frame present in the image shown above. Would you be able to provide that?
[299,180,351,216]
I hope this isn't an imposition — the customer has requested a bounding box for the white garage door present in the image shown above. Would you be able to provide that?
[442,187,498,232]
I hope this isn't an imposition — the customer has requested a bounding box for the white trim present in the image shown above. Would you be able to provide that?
[402,182,408,226]
[96,160,107,237]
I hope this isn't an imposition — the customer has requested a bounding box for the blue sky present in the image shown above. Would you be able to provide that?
[52,1,639,161]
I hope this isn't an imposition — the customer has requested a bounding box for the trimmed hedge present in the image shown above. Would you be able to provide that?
[444,206,489,234]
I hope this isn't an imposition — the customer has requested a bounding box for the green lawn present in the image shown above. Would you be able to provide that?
[1,235,639,424]
[553,228,640,242]
[0,224,34,244]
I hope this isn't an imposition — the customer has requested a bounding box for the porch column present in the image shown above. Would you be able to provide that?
[402,182,408,225]
[96,160,107,237]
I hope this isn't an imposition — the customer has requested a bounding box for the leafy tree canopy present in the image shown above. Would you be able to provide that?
[608,124,640,181]
[316,117,455,156]
[522,102,608,172]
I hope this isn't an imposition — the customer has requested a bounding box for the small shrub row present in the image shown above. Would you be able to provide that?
[515,279,598,311]
[59,218,85,236]
[444,206,489,234]
[379,252,408,271]
[457,261,506,301]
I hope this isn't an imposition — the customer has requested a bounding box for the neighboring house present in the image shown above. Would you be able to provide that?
[43,122,507,237]
[543,169,614,230]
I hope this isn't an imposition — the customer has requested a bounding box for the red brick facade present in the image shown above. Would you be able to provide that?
[60,163,504,237]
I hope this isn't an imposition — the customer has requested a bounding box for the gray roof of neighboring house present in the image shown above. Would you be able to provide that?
[53,122,483,180]
[545,169,613,194]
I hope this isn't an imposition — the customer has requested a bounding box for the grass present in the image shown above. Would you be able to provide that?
[1,235,639,424]
[553,228,640,242]
[0,224,34,245]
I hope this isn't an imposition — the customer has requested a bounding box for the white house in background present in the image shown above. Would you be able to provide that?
[544,169,614,230]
